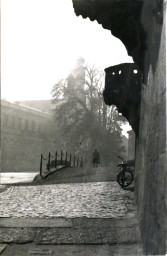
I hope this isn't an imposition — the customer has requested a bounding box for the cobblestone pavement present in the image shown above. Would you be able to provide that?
[0,182,133,218]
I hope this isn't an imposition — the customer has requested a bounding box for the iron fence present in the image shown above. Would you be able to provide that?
[39,150,83,178]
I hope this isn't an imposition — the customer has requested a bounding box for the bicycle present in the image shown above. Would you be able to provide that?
[116,156,134,188]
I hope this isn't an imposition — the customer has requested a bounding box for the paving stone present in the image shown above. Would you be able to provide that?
[28,248,54,255]
[0,244,7,254]
[0,218,72,228]
[0,218,141,244]
[0,244,144,256]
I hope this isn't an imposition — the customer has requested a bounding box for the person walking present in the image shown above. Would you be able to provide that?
[92,149,100,168]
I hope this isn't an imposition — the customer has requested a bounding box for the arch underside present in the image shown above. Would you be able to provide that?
[72,0,163,135]
[72,0,146,69]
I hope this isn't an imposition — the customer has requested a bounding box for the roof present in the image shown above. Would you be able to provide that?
[1,99,51,118]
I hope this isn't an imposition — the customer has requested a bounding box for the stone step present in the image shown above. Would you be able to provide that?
[0,243,144,256]
[0,244,7,254]
[0,217,141,245]
[0,218,73,228]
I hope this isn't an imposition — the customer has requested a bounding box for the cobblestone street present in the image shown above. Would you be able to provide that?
[0,180,143,255]
[0,182,133,218]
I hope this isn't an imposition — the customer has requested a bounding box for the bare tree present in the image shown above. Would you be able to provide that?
[51,63,126,165]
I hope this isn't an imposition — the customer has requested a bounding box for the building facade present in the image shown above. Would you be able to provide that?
[1,100,56,172]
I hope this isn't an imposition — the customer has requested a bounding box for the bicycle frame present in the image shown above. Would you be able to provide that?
[116,156,134,188]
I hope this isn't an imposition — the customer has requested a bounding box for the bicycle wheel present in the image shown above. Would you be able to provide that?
[117,172,125,188]
[117,169,134,188]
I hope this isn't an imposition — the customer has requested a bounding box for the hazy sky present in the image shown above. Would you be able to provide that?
[1,0,133,101]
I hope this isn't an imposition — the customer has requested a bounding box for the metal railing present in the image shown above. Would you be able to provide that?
[39,150,83,178]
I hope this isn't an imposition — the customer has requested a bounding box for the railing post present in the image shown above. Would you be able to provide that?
[47,152,51,171]
[80,157,83,168]
[77,156,79,167]
[40,154,43,177]
[73,155,76,167]
[55,151,58,168]
[61,150,63,165]
[70,153,72,167]
[65,152,68,164]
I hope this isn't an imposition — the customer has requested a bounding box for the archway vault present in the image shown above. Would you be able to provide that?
[72,0,164,135]
[72,0,146,69]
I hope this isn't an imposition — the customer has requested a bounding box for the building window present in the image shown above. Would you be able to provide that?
[6,115,11,127]
[21,119,25,130]
[32,121,35,132]
[18,118,21,129]
[38,123,42,133]
[25,119,28,130]
[11,116,15,128]
[2,114,8,127]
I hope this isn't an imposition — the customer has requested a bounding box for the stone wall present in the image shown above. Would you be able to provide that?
[127,130,135,161]
[135,1,166,254]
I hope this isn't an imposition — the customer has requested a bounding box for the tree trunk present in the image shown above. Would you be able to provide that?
[102,101,107,129]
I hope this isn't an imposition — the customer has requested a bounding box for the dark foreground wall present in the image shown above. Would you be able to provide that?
[135,2,166,254]
[72,0,166,254]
